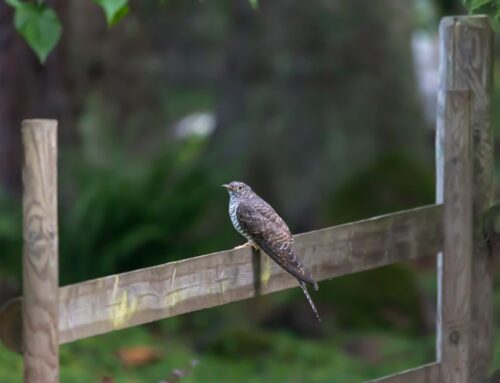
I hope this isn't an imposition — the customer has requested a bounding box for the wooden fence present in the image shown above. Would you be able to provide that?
[0,15,496,383]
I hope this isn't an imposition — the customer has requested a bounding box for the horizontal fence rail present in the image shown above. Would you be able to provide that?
[58,204,442,343]
[0,204,443,350]
[366,362,440,383]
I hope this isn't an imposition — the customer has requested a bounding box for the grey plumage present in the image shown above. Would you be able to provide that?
[223,181,321,321]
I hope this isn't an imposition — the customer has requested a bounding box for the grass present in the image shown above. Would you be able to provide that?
[0,316,437,383]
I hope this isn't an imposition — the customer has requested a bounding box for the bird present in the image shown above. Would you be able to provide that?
[222,181,321,321]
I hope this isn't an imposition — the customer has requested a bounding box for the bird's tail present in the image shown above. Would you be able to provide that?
[299,281,321,322]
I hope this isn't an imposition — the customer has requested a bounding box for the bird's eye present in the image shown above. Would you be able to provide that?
[238,186,243,190]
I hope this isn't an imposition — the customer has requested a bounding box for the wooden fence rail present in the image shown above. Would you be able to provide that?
[0,204,442,348]
[0,14,494,383]
[57,204,441,344]
[366,362,440,383]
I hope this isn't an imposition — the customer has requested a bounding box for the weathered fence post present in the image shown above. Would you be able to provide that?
[22,120,59,382]
[436,16,494,383]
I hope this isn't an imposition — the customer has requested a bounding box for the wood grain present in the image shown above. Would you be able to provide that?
[436,16,494,383]
[22,120,59,383]
[56,204,442,344]
[365,362,440,383]
[441,90,473,382]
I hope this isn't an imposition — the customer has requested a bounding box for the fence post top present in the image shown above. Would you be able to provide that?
[440,15,492,29]
[21,119,58,129]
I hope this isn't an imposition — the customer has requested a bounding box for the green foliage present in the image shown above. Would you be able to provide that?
[5,0,130,62]
[5,0,62,63]
[42,89,231,284]
[93,0,130,26]
[463,0,500,29]
[58,144,216,284]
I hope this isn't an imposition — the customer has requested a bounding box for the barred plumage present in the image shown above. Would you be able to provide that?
[223,181,320,321]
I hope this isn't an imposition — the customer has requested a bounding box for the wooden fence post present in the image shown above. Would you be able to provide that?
[436,16,494,383]
[22,120,59,383]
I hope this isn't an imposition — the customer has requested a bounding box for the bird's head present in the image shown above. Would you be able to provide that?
[222,181,253,198]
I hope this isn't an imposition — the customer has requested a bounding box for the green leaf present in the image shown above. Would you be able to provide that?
[6,1,62,63]
[93,0,130,26]
[462,0,500,30]
[249,0,258,10]
[463,0,488,8]
[494,13,500,31]
[470,0,494,12]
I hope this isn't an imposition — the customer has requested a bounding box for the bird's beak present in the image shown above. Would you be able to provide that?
[222,184,231,190]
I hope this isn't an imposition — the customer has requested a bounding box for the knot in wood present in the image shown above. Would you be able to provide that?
[449,330,460,344]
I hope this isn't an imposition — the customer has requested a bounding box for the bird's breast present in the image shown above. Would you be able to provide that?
[229,199,248,238]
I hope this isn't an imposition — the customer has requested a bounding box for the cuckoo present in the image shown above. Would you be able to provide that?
[223,181,321,321]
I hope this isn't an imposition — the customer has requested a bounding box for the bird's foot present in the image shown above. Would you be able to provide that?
[234,242,259,251]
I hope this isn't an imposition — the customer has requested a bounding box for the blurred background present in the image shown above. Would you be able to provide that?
[0,0,499,381]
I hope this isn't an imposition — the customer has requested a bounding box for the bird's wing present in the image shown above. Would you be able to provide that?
[236,198,316,287]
